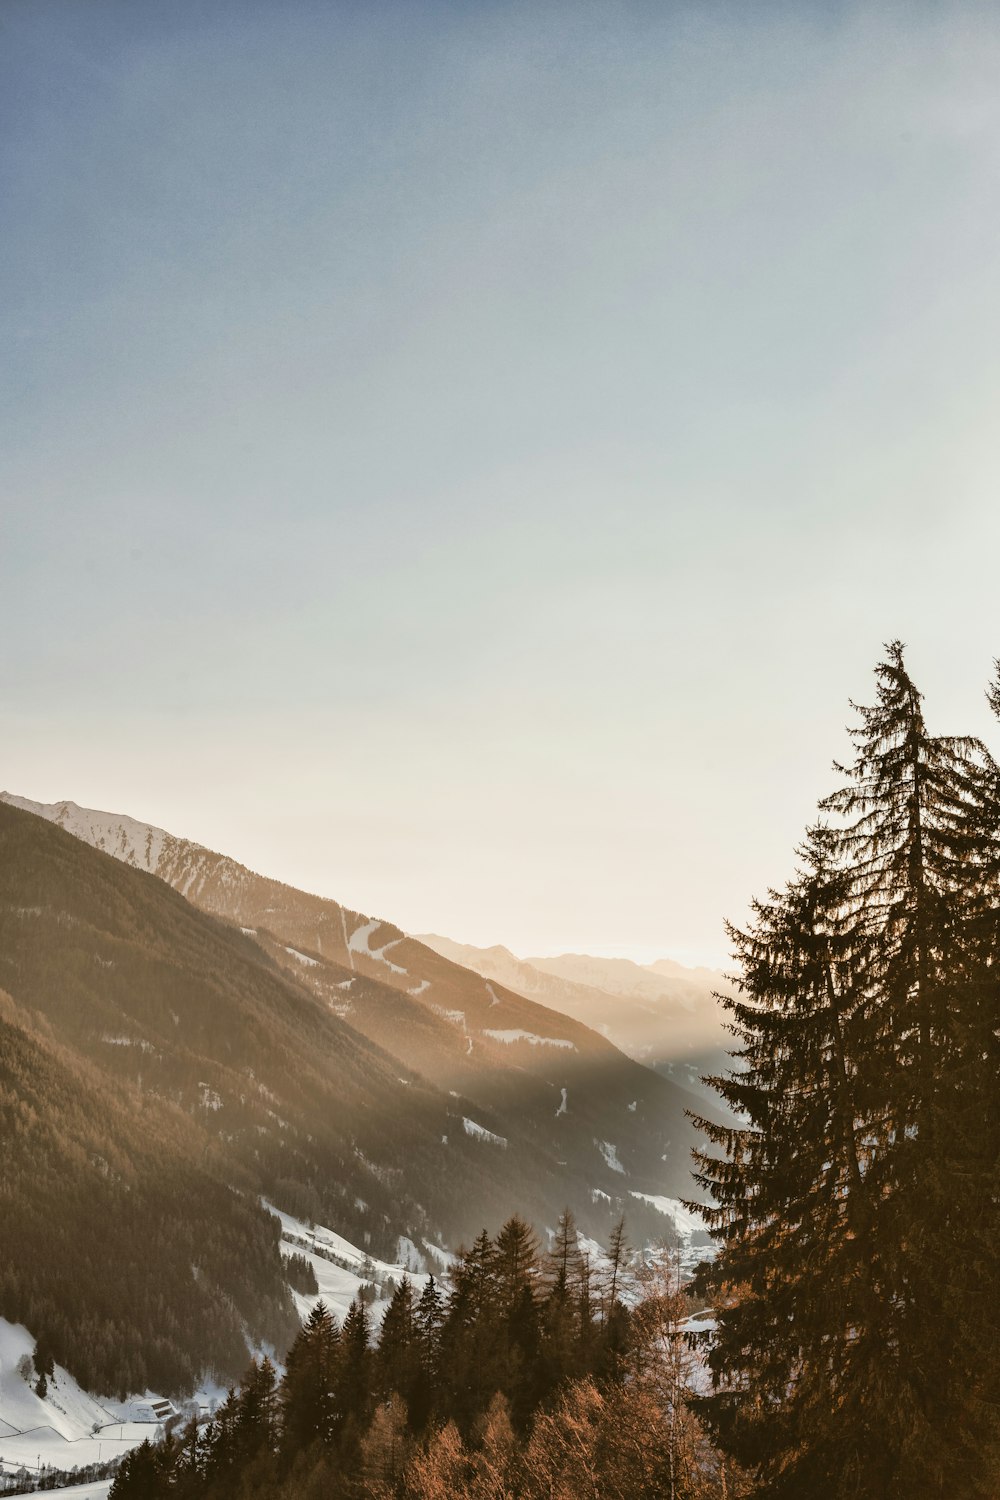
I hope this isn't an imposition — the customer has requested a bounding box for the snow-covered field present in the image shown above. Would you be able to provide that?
[0,1206,438,1490]
[24,1485,112,1500]
[629,1191,706,1240]
[266,1203,434,1325]
[0,1319,158,1482]
[28,1484,112,1500]
[628,1193,714,1276]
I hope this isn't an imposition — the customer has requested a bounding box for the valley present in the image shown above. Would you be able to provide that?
[0,792,714,1474]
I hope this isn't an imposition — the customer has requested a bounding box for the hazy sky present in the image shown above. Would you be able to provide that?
[4,2,1000,965]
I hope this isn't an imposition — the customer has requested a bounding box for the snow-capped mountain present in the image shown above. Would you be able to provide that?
[1,793,258,907]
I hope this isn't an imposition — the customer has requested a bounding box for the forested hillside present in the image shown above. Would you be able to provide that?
[1,793,717,1221]
[0,990,295,1396]
[0,803,706,1398]
[109,1215,744,1500]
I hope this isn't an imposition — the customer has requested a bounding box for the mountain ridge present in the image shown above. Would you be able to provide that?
[0,794,715,1229]
[418,932,732,1103]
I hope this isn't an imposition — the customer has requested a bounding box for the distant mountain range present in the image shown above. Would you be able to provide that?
[0,793,722,1396]
[419,935,732,1105]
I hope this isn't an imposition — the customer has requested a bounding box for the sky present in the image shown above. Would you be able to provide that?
[3,1,1000,967]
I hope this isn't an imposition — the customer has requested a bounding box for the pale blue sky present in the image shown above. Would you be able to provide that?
[4,1,1000,963]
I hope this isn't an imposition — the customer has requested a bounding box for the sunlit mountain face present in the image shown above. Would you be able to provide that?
[419,934,732,1110]
[0,797,716,1387]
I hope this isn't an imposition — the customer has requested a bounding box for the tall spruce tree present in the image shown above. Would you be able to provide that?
[377,1278,421,1415]
[693,644,1000,1497]
[279,1300,341,1460]
[414,1273,445,1428]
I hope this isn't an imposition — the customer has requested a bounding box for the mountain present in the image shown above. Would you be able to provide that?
[418,936,732,1101]
[0,800,534,1394]
[0,795,715,1395]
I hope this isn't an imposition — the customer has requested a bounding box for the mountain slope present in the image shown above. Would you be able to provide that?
[0,795,712,1219]
[0,983,294,1397]
[3,802,627,1394]
[419,935,732,1097]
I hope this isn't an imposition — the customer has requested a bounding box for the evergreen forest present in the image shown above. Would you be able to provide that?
[109,1214,741,1500]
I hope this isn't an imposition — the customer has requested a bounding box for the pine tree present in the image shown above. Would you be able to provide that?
[440,1231,500,1430]
[596,1216,633,1381]
[818,644,998,1491]
[378,1278,421,1415]
[545,1210,582,1302]
[602,1215,630,1314]
[492,1216,540,1317]
[541,1211,582,1398]
[32,1337,55,1387]
[412,1274,445,1430]
[692,644,1000,1496]
[336,1294,374,1464]
[416,1274,445,1374]
[109,1437,170,1499]
[279,1300,341,1459]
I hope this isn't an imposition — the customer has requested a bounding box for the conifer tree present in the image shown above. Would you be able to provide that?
[279,1301,341,1460]
[602,1215,630,1313]
[693,644,1000,1497]
[411,1274,445,1430]
[109,1436,169,1499]
[336,1295,374,1463]
[819,644,998,1490]
[493,1216,540,1316]
[415,1274,444,1372]
[545,1210,582,1301]
[378,1278,422,1416]
[596,1216,633,1380]
[440,1230,500,1429]
[541,1211,583,1396]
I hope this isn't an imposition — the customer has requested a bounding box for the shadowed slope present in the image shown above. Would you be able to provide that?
[1,795,716,1228]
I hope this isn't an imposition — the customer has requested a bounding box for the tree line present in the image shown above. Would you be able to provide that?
[109,1213,742,1499]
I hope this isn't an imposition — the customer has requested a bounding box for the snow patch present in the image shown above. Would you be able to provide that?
[264,1202,426,1327]
[284,945,320,967]
[598,1140,626,1174]
[461,1117,508,1148]
[397,1237,425,1273]
[555,1087,568,1118]
[100,1035,155,1053]
[483,1029,576,1050]
[0,795,175,875]
[422,1240,455,1271]
[431,1006,466,1027]
[628,1193,706,1239]
[0,1318,159,1477]
[348,920,408,975]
